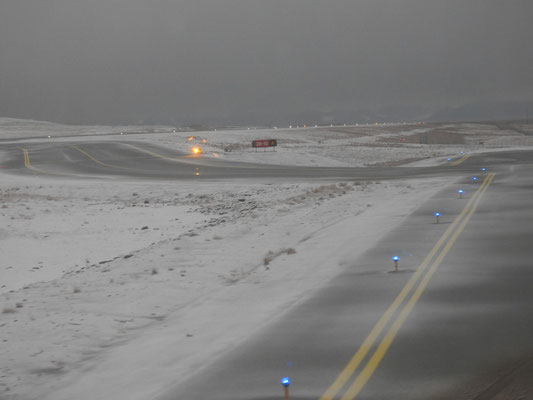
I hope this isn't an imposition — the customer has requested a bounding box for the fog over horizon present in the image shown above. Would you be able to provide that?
[1,0,532,126]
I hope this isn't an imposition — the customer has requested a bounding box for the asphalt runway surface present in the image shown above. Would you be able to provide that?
[2,140,532,399]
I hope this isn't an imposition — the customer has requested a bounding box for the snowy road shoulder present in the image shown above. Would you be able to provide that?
[0,175,454,400]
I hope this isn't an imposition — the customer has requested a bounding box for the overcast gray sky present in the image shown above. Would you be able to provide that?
[1,0,532,125]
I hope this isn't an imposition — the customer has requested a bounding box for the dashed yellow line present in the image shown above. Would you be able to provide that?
[451,154,470,166]
[320,173,495,400]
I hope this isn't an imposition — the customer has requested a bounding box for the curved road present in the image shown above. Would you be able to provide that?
[1,140,532,399]
[0,139,525,181]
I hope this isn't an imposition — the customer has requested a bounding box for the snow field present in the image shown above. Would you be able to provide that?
[1,172,453,400]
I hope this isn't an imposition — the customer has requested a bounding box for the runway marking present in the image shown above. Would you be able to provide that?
[320,173,495,400]
[71,145,134,170]
[451,154,470,166]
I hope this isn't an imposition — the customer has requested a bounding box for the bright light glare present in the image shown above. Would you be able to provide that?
[192,147,201,154]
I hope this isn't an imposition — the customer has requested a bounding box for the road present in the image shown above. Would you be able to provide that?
[151,162,533,400]
[0,139,526,181]
[1,140,532,399]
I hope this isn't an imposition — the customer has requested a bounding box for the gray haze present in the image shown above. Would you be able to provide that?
[1,0,532,126]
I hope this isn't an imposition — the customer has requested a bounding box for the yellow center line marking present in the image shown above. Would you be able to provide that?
[21,148,73,176]
[123,143,202,165]
[340,173,494,399]
[320,173,494,400]
[71,145,135,170]
[451,154,470,166]
[124,143,271,169]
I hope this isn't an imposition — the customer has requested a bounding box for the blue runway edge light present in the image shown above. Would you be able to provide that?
[281,377,291,387]
[481,167,487,171]
[472,176,478,181]
[457,189,464,194]
[434,212,441,217]
[392,256,400,262]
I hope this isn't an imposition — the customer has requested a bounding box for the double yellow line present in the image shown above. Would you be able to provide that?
[451,154,470,166]
[21,148,75,176]
[22,148,49,174]
[22,145,133,175]
[320,173,495,400]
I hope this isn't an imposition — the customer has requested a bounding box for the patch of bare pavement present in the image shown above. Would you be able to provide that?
[431,355,533,400]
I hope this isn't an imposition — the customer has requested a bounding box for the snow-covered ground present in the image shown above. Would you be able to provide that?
[1,118,533,399]
[0,117,173,140]
[3,117,533,169]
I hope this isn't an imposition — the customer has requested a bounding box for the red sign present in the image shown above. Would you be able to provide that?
[252,139,277,148]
